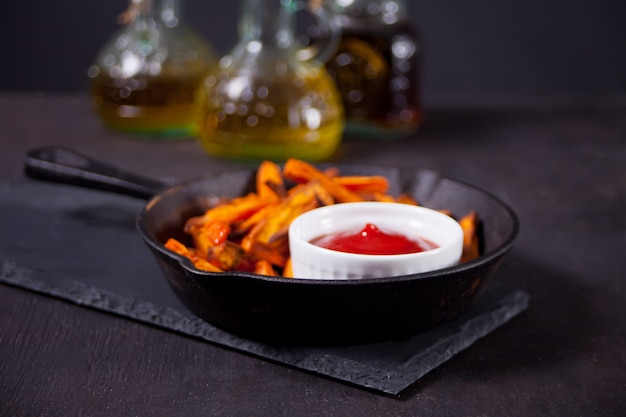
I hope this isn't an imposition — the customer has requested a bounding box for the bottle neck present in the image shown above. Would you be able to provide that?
[239,0,295,49]
[128,0,181,27]
[332,0,408,23]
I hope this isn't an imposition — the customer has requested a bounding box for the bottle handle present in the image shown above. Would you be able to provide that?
[294,0,341,64]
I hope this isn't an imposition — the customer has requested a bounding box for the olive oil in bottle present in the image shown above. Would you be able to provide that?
[88,0,216,139]
[90,70,209,137]
[197,67,343,162]
[195,0,344,162]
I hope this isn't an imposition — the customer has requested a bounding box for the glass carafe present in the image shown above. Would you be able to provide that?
[88,0,217,139]
[195,0,344,162]
[324,0,422,138]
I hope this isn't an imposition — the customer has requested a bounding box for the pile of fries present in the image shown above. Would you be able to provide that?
[165,158,480,277]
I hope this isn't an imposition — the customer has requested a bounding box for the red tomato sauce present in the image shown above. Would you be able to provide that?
[310,223,438,255]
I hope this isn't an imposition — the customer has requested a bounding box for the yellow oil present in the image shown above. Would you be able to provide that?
[195,67,344,162]
[90,71,207,139]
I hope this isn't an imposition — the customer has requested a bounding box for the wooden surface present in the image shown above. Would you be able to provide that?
[1,93,625,416]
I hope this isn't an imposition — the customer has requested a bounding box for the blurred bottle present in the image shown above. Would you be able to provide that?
[195,0,344,162]
[88,0,217,139]
[323,0,422,138]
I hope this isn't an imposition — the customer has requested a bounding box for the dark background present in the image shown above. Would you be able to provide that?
[1,0,625,96]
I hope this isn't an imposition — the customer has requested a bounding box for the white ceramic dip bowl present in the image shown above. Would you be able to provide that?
[288,202,464,280]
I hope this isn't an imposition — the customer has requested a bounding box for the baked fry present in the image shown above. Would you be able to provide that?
[244,240,288,267]
[207,240,247,270]
[164,238,223,272]
[231,204,278,237]
[254,260,279,276]
[287,181,335,206]
[185,193,274,233]
[256,160,285,200]
[371,192,396,202]
[459,211,480,262]
[311,181,336,206]
[395,193,419,205]
[283,158,364,203]
[164,238,192,258]
[193,257,225,272]
[333,175,389,194]
[245,182,320,247]
[191,220,231,256]
[282,257,294,278]
[241,182,320,266]
[323,166,340,178]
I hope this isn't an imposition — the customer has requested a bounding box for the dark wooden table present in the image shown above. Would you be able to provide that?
[1,92,625,416]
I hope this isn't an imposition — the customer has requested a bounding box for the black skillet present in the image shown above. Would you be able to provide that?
[24,147,519,345]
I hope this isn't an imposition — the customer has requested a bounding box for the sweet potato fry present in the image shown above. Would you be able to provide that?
[207,240,246,270]
[256,160,285,200]
[164,238,192,258]
[243,182,320,251]
[244,240,288,267]
[395,193,419,205]
[191,220,231,256]
[267,234,289,258]
[164,238,223,272]
[288,181,335,206]
[311,181,336,206]
[283,158,364,203]
[282,257,294,278]
[185,193,274,233]
[333,175,389,194]
[254,260,279,276]
[323,166,340,178]
[459,211,480,262]
[241,184,320,267]
[371,192,396,202]
[231,204,278,237]
[192,257,225,272]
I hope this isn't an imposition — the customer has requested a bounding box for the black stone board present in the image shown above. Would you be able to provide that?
[0,180,529,395]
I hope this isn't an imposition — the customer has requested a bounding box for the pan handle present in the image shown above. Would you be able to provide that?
[24,147,172,199]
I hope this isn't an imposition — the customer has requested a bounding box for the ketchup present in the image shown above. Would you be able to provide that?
[311,223,438,255]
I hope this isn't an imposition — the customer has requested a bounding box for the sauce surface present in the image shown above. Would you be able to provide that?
[311,223,438,255]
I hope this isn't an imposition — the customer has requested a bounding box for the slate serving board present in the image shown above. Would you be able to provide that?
[0,180,529,395]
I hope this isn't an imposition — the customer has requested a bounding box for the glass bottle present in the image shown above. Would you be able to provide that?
[195,0,344,162]
[324,0,422,138]
[88,0,217,139]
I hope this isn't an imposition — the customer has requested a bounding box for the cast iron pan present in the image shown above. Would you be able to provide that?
[24,147,519,345]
